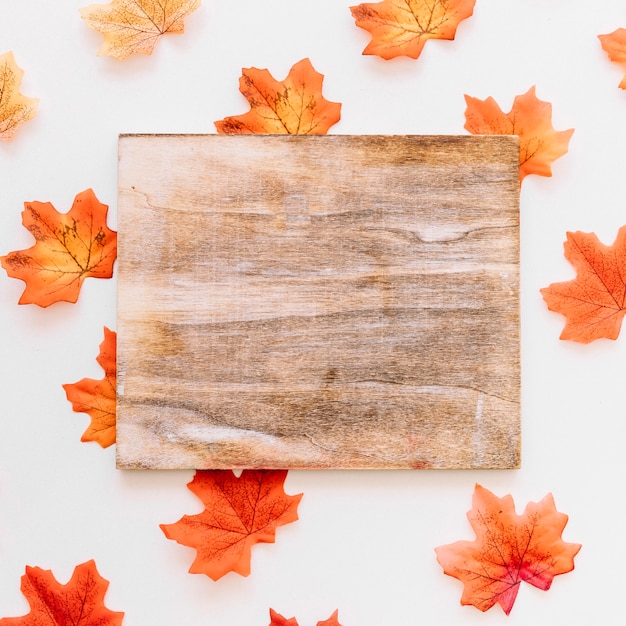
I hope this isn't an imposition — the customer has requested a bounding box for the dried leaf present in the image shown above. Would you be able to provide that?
[161,470,302,580]
[464,86,574,182]
[435,484,581,615]
[0,51,38,141]
[599,28,626,89]
[0,560,123,625]
[350,0,476,60]
[0,189,117,307]
[80,0,201,60]
[214,58,341,135]
[63,327,117,447]
[540,227,626,343]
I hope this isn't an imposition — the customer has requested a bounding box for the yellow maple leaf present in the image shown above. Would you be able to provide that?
[80,0,201,60]
[0,51,38,141]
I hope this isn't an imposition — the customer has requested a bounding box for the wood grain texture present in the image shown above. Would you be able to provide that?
[116,134,520,469]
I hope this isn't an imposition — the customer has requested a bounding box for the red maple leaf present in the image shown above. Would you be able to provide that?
[316,612,341,626]
[160,470,302,580]
[0,189,117,307]
[435,484,581,615]
[464,86,574,182]
[0,560,123,625]
[63,327,117,447]
[269,609,342,626]
[269,610,299,626]
[540,227,626,343]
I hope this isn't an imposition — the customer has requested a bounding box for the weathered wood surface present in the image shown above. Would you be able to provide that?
[116,134,520,469]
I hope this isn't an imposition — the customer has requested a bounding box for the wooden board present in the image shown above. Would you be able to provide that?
[116,134,520,470]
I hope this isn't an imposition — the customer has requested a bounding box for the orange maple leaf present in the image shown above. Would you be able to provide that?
[269,610,299,626]
[269,609,342,626]
[160,470,302,580]
[0,189,117,307]
[350,0,476,60]
[599,28,626,88]
[540,227,626,343]
[435,484,581,615]
[80,0,201,60]
[0,51,38,141]
[63,327,117,448]
[214,58,341,135]
[464,86,574,182]
[0,560,123,625]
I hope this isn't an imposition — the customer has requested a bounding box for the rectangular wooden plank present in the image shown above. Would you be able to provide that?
[116,134,520,469]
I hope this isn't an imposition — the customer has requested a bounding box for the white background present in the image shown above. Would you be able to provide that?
[1,1,625,624]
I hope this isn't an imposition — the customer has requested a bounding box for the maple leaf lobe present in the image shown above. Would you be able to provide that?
[0,560,123,625]
[80,0,201,60]
[269,609,299,626]
[64,327,117,447]
[464,86,573,182]
[435,484,580,615]
[317,610,342,626]
[0,189,117,307]
[214,58,341,135]
[599,28,626,89]
[268,609,342,626]
[0,51,38,141]
[541,226,626,343]
[160,469,302,580]
[350,0,476,60]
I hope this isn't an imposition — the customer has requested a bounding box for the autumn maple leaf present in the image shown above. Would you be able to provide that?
[0,560,123,625]
[63,327,117,448]
[160,470,302,580]
[350,0,476,60]
[0,189,117,307]
[464,86,574,182]
[540,227,626,343]
[435,484,581,615]
[599,28,626,88]
[214,58,341,135]
[269,609,342,626]
[0,51,38,141]
[270,610,299,626]
[80,0,201,60]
